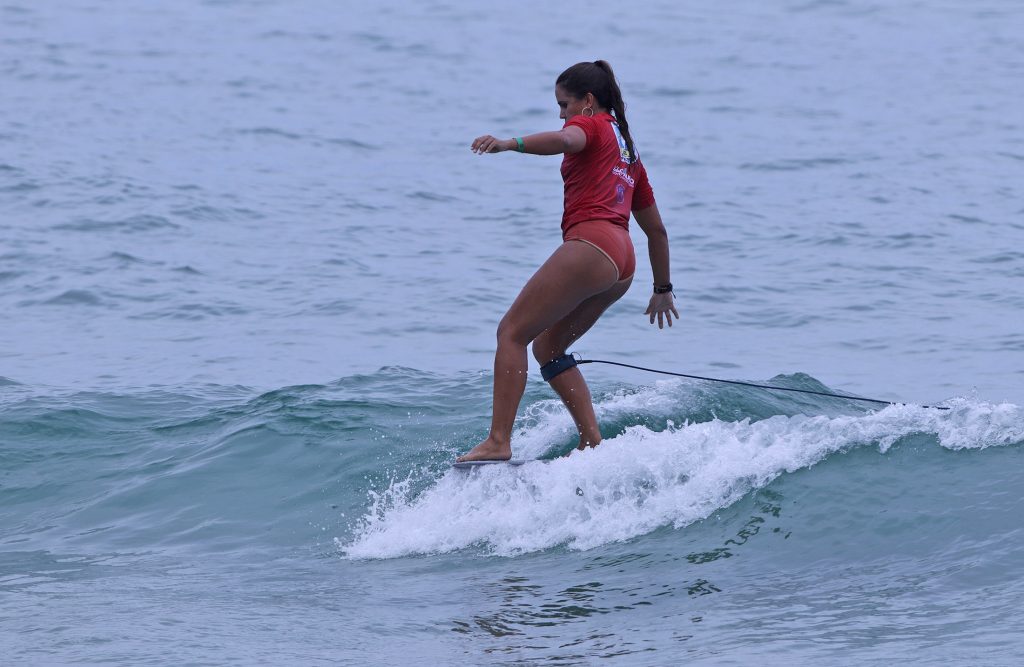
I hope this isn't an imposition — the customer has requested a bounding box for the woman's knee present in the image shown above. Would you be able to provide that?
[496,317,530,349]
[532,331,568,365]
[531,335,554,365]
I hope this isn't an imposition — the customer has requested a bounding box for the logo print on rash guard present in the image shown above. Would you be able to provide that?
[610,122,632,163]
[612,165,635,186]
[616,183,626,204]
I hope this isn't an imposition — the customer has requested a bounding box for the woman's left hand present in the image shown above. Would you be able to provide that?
[645,293,680,329]
[471,135,511,154]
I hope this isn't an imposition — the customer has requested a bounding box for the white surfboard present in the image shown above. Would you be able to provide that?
[452,459,527,469]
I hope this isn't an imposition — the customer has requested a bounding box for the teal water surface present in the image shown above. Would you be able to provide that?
[3,0,1024,664]
[2,373,1023,664]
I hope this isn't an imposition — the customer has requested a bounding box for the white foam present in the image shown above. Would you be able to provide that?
[339,396,1022,559]
[510,379,695,459]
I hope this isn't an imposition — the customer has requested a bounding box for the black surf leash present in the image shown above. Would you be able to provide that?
[575,356,950,411]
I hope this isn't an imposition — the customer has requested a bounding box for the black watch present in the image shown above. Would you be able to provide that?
[653,283,673,294]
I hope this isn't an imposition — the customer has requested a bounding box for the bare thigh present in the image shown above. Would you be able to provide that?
[532,274,633,363]
[498,241,619,347]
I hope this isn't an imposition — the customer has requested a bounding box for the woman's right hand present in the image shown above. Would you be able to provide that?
[645,292,680,329]
[471,135,511,154]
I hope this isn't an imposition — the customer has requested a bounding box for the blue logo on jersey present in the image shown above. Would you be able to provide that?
[610,122,633,162]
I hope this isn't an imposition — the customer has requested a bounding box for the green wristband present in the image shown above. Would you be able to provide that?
[515,137,525,153]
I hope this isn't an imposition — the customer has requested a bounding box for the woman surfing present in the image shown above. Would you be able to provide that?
[457,60,677,463]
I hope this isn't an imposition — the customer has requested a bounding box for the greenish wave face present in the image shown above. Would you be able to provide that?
[3,371,1023,664]
[3,372,1021,561]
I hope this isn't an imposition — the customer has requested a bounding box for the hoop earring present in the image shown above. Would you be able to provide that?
[583,106,594,117]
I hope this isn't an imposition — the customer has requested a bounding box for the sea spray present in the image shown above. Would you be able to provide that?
[341,397,1023,559]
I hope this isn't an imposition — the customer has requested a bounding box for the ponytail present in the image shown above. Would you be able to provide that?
[556,60,637,164]
[592,61,636,164]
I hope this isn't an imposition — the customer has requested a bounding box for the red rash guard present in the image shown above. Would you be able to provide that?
[560,112,656,238]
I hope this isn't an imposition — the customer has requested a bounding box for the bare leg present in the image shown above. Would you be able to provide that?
[533,276,633,451]
[548,367,601,449]
[456,241,618,462]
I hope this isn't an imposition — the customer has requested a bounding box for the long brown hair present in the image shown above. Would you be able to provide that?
[556,60,637,163]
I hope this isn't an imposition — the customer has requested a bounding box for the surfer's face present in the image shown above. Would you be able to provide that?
[556,85,590,121]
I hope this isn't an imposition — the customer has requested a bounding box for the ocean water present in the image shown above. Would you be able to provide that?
[2,0,1024,664]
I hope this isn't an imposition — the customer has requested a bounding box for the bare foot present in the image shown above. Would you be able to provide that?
[565,436,602,457]
[456,436,512,463]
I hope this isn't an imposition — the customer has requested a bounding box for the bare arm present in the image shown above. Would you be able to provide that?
[633,203,679,329]
[471,126,587,155]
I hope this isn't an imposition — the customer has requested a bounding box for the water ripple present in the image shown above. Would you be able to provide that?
[51,215,178,233]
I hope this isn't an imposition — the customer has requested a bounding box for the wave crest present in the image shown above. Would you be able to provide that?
[340,398,1023,559]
